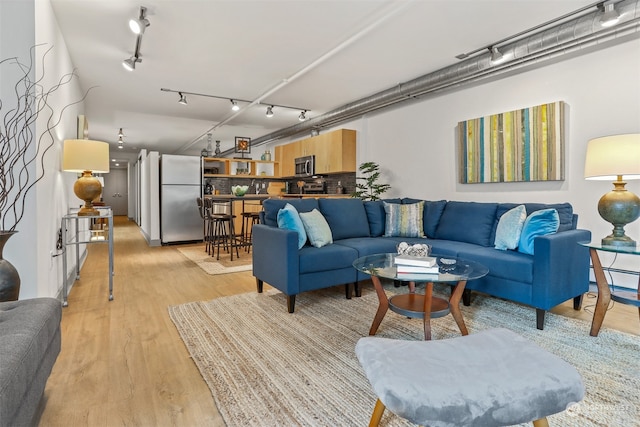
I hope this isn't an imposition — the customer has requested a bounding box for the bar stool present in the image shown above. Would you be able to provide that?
[197,197,213,254]
[241,211,261,252]
[206,199,239,260]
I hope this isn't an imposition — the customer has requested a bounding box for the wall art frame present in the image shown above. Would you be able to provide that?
[457,101,566,183]
[234,137,251,155]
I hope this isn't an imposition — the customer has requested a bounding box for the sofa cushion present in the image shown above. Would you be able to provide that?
[494,205,527,250]
[300,209,333,248]
[384,201,425,238]
[298,243,357,274]
[457,246,534,284]
[403,198,447,237]
[277,203,307,249]
[364,201,386,237]
[262,198,319,227]
[334,237,400,257]
[518,209,559,255]
[319,198,370,240]
[435,202,498,247]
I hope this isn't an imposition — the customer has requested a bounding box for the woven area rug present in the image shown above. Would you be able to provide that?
[168,284,639,427]
[176,244,252,275]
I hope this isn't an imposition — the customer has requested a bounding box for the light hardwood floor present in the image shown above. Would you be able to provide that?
[38,217,638,426]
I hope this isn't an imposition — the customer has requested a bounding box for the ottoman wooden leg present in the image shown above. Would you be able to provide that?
[533,418,549,427]
[368,399,386,427]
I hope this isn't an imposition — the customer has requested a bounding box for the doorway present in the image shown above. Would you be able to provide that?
[102,169,128,215]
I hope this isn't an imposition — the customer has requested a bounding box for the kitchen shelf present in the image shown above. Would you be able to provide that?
[202,157,279,178]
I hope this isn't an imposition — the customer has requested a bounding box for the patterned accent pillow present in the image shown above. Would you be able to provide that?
[383,201,425,238]
[494,205,527,250]
[299,209,333,248]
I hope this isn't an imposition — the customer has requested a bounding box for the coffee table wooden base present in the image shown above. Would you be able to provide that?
[368,275,469,340]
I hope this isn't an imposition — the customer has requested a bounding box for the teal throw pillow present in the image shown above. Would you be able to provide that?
[277,203,307,249]
[299,209,333,248]
[518,209,559,255]
[383,201,425,238]
[494,205,527,250]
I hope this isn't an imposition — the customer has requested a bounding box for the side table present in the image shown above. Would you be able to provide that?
[580,242,640,336]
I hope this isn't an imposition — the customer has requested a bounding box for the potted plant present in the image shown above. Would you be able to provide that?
[0,46,79,301]
[352,161,391,201]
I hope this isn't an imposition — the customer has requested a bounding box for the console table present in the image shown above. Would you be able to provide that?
[580,242,640,336]
[61,208,114,307]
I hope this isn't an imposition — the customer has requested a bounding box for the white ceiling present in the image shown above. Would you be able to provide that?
[49,0,595,166]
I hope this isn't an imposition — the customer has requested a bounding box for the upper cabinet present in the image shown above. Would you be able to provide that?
[275,129,356,177]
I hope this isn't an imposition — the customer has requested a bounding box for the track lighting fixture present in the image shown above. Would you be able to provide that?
[489,46,504,63]
[122,6,149,71]
[599,1,620,27]
[117,143,123,150]
[118,128,124,138]
[159,88,309,122]
[122,55,141,71]
[129,6,150,35]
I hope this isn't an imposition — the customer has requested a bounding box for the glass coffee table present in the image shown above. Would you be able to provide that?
[353,253,489,340]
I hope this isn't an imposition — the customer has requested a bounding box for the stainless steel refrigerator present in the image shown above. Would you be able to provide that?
[160,154,202,244]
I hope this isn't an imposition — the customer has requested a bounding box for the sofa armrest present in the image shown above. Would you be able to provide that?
[531,229,592,308]
[252,224,301,295]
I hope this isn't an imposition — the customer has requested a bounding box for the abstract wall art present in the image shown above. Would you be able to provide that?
[457,101,565,183]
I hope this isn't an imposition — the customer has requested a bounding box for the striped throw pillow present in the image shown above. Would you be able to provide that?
[383,201,425,238]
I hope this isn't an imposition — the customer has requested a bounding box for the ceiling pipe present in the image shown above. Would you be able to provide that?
[239,0,639,149]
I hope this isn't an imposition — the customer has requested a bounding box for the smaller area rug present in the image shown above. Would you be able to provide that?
[176,244,252,275]
[169,284,639,427]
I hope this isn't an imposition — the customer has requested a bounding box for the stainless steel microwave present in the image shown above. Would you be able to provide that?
[294,155,315,177]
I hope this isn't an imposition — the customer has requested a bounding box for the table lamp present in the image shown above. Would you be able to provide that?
[584,133,640,247]
[63,139,110,216]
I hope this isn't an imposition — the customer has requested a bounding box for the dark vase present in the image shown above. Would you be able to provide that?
[0,231,20,302]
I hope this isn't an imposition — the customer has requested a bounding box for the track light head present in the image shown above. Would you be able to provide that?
[298,110,307,122]
[178,92,188,105]
[117,142,124,150]
[122,56,141,71]
[129,6,150,35]
[266,106,274,118]
[118,128,124,138]
[599,1,620,27]
[231,100,240,111]
[489,46,504,64]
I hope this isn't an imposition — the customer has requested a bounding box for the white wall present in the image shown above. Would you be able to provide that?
[337,38,640,286]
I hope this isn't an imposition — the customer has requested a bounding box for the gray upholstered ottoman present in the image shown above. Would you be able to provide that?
[355,328,584,427]
[0,298,62,426]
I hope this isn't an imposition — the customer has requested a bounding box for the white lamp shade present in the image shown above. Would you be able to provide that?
[63,139,110,173]
[584,134,640,181]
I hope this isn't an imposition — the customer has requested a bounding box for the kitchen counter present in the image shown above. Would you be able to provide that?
[280,194,352,199]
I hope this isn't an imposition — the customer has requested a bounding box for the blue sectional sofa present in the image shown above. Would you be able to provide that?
[252,197,591,329]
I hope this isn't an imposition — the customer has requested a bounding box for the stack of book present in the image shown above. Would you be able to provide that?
[394,254,439,278]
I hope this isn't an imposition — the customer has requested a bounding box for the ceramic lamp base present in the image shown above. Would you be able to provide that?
[74,171,103,216]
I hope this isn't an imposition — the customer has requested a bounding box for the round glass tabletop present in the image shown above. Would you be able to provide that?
[353,253,489,283]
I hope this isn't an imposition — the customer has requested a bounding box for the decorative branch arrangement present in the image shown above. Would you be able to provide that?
[352,161,391,201]
[0,45,86,231]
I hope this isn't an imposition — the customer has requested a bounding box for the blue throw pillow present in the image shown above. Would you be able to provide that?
[277,203,307,249]
[494,205,527,250]
[518,209,559,255]
[383,201,425,238]
[299,209,333,248]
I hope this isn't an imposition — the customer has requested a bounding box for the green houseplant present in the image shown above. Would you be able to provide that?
[352,161,391,201]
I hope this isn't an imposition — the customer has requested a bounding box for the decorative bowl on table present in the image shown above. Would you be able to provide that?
[231,185,249,196]
[396,242,431,257]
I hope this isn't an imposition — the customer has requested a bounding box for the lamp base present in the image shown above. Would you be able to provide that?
[74,171,103,217]
[602,234,637,248]
[597,180,640,249]
[77,206,100,217]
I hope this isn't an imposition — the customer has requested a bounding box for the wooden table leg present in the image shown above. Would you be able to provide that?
[369,276,389,336]
[449,280,469,336]
[423,282,433,340]
[589,248,611,337]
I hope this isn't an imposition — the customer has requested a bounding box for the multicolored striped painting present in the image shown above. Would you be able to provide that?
[457,101,565,183]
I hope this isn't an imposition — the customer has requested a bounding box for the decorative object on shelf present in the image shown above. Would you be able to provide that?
[0,46,84,301]
[265,150,271,161]
[235,137,251,158]
[396,242,432,258]
[352,162,391,201]
[231,185,249,197]
[584,133,640,247]
[215,140,221,156]
[63,139,111,216]
[457,101,566,183]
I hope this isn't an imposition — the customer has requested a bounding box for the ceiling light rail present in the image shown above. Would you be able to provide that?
[159,88,309,117]
[122,6,150,71]
[455,0,618,60]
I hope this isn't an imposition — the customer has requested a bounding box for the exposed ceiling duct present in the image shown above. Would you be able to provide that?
[242,0,639,149]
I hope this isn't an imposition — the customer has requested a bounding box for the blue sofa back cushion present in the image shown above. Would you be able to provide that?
[319,198,370,240]
[402,198,447,237]
[435,201,498,247]
[262,198,319,227]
